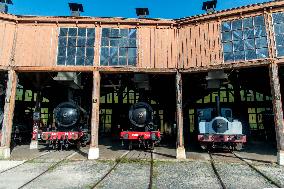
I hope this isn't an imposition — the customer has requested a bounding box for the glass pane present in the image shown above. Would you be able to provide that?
[255,37,267,48]
[119,48,127,56]
[128,48,137,57]
[254,16,265,26]
[101,38,109,47]
[110,29,119,37]
[232,30,243,40]
[67,47,76,56]
[243,29,254,39]
[76,56,85,65]
[244,39,255,50]
[232,20,242,30]
[78,28,86,37]
[223,42,233,53]
[129,29,137,38]
[76,47,85,57]
[273,12,284,24]
[87,28,95,37]
[110,57,118,66]
[277,46,284,57]
[101,47,109,58]
[57,56,66,65]
[68,28,77,36]
[100,55,109,66]
[275,34,284,47]
[119,38,128,47]
[86,47,94,57]
[77,37,86,47]
[102,28,110,37]
[58,47,66,56]
[120,29,128,37]
[274,23,284,34]
[234,51,245,61]
[243,17,253,28]
[129,39,137,47]
[110,47,118,58]
[59,28,68,36]
[85,56,94,65]
[222,31,232,42]
[110,39,119,46]
[233,40,244,52]
[66,55,75,65]
[256,48,268,58]
[128,57,136,65]
[224,53,234,62]
[245,49,257,60]
[58,36,67,46]
[86,37,95,47]
[222,21,231,32]
[255,26,267,37]
[119,57,127,65]
[67,37,77,46]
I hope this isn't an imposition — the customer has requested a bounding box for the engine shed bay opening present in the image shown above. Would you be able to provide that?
[99,73,177,157]
[11,72,93,151]
[183,66,277,159]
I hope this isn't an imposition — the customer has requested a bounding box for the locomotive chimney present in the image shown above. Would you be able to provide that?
[0,0,13,13]
[68,2,84,17]
[216,96,220,117]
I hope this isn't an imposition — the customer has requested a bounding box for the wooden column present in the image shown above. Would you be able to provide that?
[176,71,186,159]
[0,70,18,158]
[88,70,100,159]
[269,63,284,165]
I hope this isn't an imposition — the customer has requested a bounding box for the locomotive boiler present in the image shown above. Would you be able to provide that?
[197,97,246,150]
[120,102,161,150]
[39,102,90,150]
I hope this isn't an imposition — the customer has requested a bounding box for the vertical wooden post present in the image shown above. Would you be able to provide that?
[88,70,100,159]
[176,71,186,159]
[269,63,284,165]
[0,70,17,159]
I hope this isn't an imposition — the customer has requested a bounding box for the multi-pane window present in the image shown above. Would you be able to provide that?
[272,12,284,57]
[221,15,269,62]
[57,28,95,66]
[100,28,137,66]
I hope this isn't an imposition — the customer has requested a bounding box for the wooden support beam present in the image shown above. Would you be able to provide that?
[176,71,186,159]
[88,70,101,159]
[0,70,18,158]
[269,63,284,165]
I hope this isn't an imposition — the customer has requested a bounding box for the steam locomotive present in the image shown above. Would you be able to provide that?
[37,102,90,150]
[120,102,161,150]
[197,97,246,150]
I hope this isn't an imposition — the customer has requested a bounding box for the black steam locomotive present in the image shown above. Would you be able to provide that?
[120,102,161,150]
[37,102,90,150]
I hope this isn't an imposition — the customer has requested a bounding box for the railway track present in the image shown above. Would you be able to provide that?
[90,149,154,189]
[0,151,51,174]
[17,151,78,189]
[90,150,131,189]
[208,150,282,189]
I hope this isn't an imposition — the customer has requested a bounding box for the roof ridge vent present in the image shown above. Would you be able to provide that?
[136,8,149,18]
[0,0,13,13]
[68,3,84,17]
[202,0,217,14]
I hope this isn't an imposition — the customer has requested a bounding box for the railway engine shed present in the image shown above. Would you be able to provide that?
[1,1,284,165]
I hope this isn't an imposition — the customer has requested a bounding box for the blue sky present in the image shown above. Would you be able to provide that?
[7,0,273,19]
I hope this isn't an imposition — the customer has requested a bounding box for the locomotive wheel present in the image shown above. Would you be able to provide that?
[234,143,243,151]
